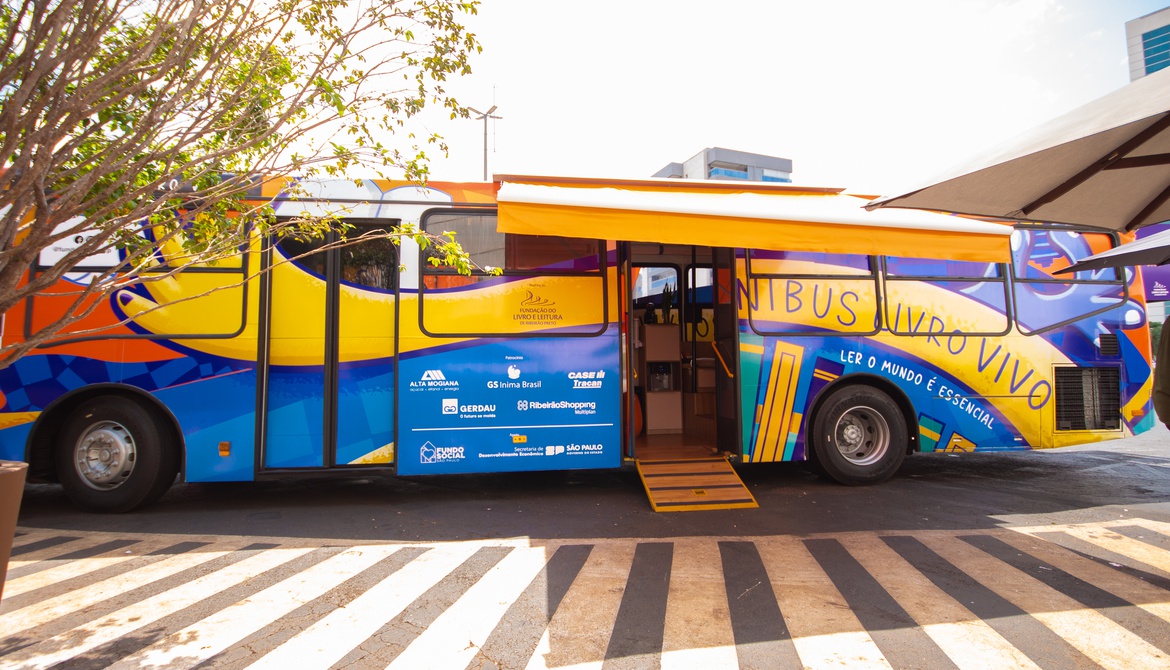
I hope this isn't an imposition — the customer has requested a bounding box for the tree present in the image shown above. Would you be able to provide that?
[0,0,484,368]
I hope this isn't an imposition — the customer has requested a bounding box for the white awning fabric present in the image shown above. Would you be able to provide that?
[495,176,1013,262]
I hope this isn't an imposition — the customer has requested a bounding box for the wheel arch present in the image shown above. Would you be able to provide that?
[805,373,920,456]
[24,383,185,483]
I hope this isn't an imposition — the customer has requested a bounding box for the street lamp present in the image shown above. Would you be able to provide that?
[467,105,502,181]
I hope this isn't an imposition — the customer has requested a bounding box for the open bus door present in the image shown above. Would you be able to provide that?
[711,247,742,457]
[627,244,756,510]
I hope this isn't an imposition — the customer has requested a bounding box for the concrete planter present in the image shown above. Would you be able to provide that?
[0,460,27,604]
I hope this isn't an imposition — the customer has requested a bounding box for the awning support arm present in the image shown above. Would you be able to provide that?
[1012,113,1170,219]
[1127,181,1170,231]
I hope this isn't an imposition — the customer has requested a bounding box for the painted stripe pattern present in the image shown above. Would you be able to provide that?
[4,520,1170,669]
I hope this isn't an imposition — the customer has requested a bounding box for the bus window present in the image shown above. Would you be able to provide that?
[419,211,606,336]
[633,264,679,326]
[338,228,397,292]
[684,265,713,342]
[1010,228,1125,335]
[882,256,1010,336]
[31,214,250,340]
[744,250,879,336]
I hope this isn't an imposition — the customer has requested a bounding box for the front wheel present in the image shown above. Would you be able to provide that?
[811,385,907,485]
[55,396,177,513]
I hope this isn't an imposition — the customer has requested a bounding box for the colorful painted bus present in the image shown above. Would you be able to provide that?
[0,176,1153,512]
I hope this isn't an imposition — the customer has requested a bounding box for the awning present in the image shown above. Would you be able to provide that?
[495,176,1013,262]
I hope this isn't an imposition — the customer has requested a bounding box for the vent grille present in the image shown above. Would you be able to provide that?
[1099,333,1120,357]
[1055,367,1120,431]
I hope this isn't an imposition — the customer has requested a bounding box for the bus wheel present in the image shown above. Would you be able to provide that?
[55,396,177,513]
[811,386,906,485]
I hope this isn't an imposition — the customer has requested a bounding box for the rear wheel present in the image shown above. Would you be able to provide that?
[55,396,177,513]
[811,385,907,485]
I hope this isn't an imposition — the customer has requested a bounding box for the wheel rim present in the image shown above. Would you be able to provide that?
[73,420,137,490]
[832,405,890,466]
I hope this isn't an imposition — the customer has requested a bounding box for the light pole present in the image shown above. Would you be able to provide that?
[467,105,501,181]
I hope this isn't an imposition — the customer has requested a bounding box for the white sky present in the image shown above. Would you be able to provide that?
[412,0,1169,195]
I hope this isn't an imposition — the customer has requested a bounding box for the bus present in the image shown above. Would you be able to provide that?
[0,176,1153,512]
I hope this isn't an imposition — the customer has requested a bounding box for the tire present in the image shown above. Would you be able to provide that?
[55,396,177,513]
[810,385,907,485]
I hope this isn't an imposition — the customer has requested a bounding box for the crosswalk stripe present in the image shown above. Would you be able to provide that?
[805,537,955,669]
[882,534,1094,668]
[1111,524,1170,551]
[245,544,472,670]
[998,531,1170,625]
[924,533,1170,670]
[1057,524,1170,574]
[1,537,191,600]
[756,535,891,669]
[964,533,1170,655]
[337,545,513,669]
[717,540,801,669]
[386,544,552,669]
[2,537,143,586]
[0,544,248,640]
[1027,529,1170,588]
[841,534,1040,670]
[1121,518,1170,538]
[526,541,636,670]
[5,525,1170,669]
[660,538,739,669]
[4,549,139,599]
[3,545,309,670]
[604,541,673,667]
[6,534,83,566]
[99,545,392,670]
[472,544,594,670]
[201,546,430,670]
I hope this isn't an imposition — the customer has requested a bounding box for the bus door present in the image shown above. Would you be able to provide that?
[711,247,742,455]
[259,222,398,470]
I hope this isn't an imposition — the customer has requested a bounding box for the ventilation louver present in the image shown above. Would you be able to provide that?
[1098,333,1120,357]
[1054,367,1120,431]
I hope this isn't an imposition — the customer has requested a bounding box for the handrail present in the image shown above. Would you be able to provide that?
[710,341,734,379]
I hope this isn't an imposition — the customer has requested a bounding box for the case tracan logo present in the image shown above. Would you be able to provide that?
[569,370,605,389]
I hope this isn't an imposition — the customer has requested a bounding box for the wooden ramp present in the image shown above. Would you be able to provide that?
[635,456,758,512]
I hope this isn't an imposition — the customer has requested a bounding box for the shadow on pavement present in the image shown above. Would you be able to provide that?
[15,440,1170,542]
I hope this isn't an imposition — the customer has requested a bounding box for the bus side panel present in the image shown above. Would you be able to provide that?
[396,334,621,475]
[0,422,33,462]
[0,346,260,481]
[738,333,1032,462]
[737,238,1154,460]
[154,362,258,482]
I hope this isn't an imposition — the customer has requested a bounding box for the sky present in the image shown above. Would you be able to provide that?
[411,0,1169,196]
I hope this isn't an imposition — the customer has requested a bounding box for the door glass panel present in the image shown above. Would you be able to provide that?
[336,227,397,465]
[266,234,328,468]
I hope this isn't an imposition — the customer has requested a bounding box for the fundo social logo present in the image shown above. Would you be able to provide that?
[419,441,465,464]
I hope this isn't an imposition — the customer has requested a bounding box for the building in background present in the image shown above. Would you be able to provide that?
[653,147,792,183]
[1127,7,1170,81]
[1126,9,1170,323]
